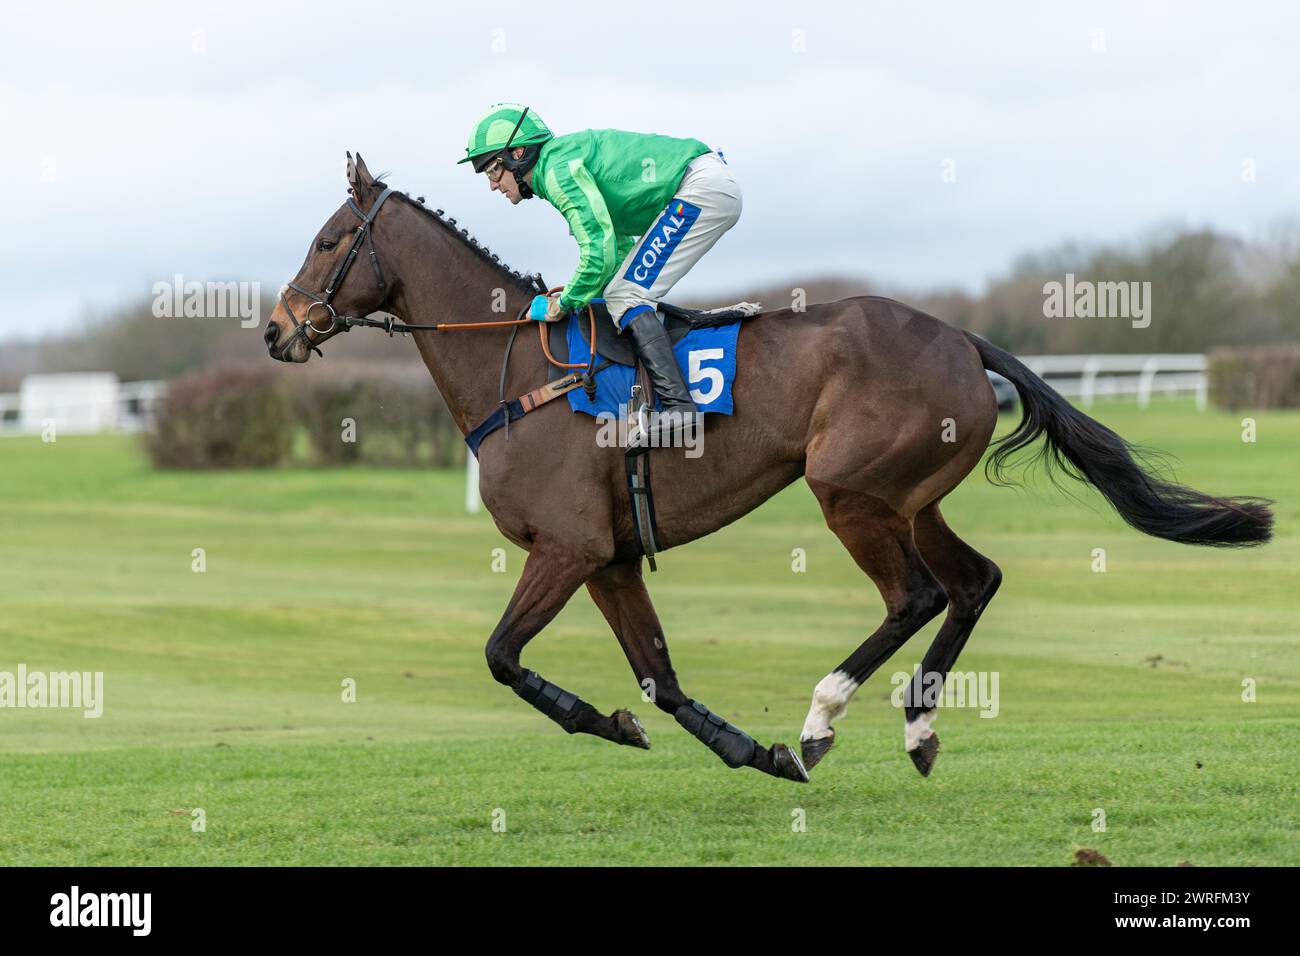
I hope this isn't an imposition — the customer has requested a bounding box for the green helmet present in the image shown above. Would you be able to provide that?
[458,103,553,172]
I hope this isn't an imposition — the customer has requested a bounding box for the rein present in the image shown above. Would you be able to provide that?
[278,192,596,375]
[337,287,598,375]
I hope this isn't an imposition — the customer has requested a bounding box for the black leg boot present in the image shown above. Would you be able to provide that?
[623,308,699,447]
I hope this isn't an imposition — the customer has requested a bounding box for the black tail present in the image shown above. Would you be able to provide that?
[966,332,1273,547]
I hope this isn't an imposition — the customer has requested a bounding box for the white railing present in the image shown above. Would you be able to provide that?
[116,380,168,432]
[0,392,19,431]
[1019,354,1207,410]
[0,377,166,436]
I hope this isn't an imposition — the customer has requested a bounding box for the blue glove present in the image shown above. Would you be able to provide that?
[529,294,551,321]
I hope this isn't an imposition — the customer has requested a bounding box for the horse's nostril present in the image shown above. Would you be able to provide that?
[264,324,279,347]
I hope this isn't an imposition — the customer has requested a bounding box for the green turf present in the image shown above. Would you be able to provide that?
[0,400,1296,865]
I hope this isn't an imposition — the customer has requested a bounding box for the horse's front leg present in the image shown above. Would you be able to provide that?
[586,560,808,783]
[484,543,650,749]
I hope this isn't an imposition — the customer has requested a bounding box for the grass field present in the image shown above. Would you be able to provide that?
[0,401,1296,866]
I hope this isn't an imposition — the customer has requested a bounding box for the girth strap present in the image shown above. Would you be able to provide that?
[625,444,660,572]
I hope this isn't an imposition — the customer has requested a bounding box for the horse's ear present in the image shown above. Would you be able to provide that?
[347,152,376,197]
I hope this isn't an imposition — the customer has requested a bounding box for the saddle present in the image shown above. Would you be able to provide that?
[546,299,761,380]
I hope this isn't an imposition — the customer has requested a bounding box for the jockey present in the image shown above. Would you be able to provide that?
[458,103,742,444]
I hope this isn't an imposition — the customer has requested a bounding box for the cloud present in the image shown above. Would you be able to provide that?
[3,0,1299,337]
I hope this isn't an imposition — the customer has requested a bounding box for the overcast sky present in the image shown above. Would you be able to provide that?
[2,0,1298,340]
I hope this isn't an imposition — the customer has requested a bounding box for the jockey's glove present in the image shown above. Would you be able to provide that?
[529,293,566,323]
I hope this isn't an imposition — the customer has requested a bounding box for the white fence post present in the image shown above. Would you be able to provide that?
[1080,357,1100,409]
[466,453,481,514]
[1137,356,1159,409]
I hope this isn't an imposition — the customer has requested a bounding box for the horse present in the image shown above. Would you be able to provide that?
[264,154,1273,784]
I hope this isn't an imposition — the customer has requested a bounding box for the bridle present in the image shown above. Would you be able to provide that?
[273,184,597,374]
[276,111,541,359]
[276,185,396,358]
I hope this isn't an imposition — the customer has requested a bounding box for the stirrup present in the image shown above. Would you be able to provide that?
[626,405,701,451]
[624,385,649,449]
[625,402,651,449]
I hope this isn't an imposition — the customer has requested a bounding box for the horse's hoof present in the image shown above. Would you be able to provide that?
[800,729,835,770]
[613,709,651,749]
[908,733,940,777]
[770,743,810,783]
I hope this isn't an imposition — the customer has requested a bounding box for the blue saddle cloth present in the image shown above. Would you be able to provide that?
[564,312,740,417]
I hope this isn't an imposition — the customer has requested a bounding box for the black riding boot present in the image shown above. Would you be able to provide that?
[624,309,699,447]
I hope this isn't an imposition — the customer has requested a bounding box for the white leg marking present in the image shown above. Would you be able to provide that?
[800,670,859,742]
[904,710,936,752]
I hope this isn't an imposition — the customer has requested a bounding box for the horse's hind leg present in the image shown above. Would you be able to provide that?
[587,561,808,783]
[799,478,949,770]
[484,542,650,749]
[904,501,1002,776]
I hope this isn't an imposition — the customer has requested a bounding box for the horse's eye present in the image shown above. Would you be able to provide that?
[317,238,337,252]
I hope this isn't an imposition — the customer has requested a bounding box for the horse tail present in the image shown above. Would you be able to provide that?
[965,332,1273,547]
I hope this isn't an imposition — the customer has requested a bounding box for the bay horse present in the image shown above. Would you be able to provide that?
[264,154,1273,783]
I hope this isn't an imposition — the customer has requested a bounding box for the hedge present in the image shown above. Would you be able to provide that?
[1208,344,1300,410]
[144,365,292,468]
[145,364,465,469]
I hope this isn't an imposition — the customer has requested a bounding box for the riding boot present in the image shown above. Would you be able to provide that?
[623,307,699,447]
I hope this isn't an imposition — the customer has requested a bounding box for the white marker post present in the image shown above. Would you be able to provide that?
[466,453,481,514]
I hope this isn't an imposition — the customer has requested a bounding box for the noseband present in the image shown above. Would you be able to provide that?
[277,186,395,357]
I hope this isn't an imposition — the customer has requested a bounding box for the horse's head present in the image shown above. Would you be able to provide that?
[265,152,394,363]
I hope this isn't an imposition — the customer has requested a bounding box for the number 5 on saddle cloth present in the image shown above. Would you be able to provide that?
[552,299,743,419]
